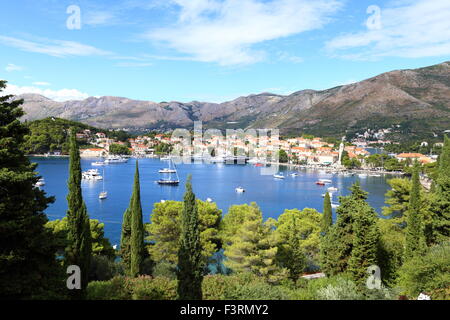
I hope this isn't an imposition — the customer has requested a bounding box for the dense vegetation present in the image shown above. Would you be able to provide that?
[1,82,449,300]
[21,117,131,154]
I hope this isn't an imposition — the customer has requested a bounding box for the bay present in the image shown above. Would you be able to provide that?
[31,157,397,246]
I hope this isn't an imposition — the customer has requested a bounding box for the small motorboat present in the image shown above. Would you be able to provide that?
[159,168,176,173]
[328,187,338,192]
[157,179,180,185]
[99,191,108,200]
[255,163,264,167]
[274,173,285,179]
[160,156,171,161]
[206,198,213,203]
[291,172,299,177]
[235,187,245,193]
[331,203,340,209]
[92,161,106,166]
[316,181,326,186]
[82,169,103,180]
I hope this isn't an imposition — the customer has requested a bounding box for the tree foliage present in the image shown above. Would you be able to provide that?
[223,203,288,283]
[46,217,115,259]
[65,128,92,298]
[147,199,222,264]
[177,175,204,300]
[0,81,64,299]
[109,143,131,155]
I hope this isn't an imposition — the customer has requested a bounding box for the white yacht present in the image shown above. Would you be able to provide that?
[157,158,179,185]
[235,187,245,193]
[160,156,171,161]
[274,173,285,179]
[158,168,177,173]
[104,156,128,164]
[82,169,103,181]
[92,161,106,166]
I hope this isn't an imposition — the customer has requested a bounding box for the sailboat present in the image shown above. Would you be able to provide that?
[99,168,108,199]
[157,158,180,185]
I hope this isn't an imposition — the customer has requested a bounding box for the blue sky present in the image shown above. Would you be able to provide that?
[1,0,450,102]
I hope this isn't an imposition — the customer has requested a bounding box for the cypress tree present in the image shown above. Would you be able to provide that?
[320,182,368,276]
[404,163,426,260]
[178,175,203,300]
[430,135,450,243]
[0,81,63,299]
[120,207,132,272]
[65,128,92,298]
[130,160,145,277]
[321,192,333,235]
[348,203,380,285]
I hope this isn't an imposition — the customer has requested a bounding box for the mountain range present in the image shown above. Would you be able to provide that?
[16,61,450,139]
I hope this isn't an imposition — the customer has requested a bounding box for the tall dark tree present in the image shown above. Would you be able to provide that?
[177,175,203,300]
[404,163,426,260]
[430,135,450,244]
[65,128,92,298]
[0,80,63,299]
[130,161,145,277]
[321,192,333,235]
[320,182,368,276]
[120,207,132,272]
[348,203,380,285]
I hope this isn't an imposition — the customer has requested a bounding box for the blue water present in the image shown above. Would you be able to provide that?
[32,157,396,246]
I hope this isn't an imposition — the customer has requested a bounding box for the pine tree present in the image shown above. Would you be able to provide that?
[348,203,380,285]
[404,163,426,260]
[130,161,145,277]
[430,135,450,244]
[224,203,287,283]
[320,182,368,276]
[177,175,204,300]
[0,80,63,299]
[321,192,333,235]
[282,215,306,281]
[65,128,92,298]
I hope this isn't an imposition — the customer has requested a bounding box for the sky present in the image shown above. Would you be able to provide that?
[1,0,450,103]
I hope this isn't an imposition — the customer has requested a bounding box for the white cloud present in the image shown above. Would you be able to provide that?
[115,62,153,67]
[32,82,51,86]
[2,83,90,101]
[84,11,116,26]
[5,63,23,72]
[0,35,111,57]
[277,51,304,63]
[326,0,450,60]
[145,0,342,65]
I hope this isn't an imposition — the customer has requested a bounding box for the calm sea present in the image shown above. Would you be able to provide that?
[31,157,397,246]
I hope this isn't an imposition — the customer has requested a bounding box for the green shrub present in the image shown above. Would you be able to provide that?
[152,261,177,279]
[126,276,177,300]
[398,242,450,298]
[87,276,130,300]
[316,277,363,300]
[89,255,123,281]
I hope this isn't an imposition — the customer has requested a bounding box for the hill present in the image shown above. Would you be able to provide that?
[15,61,450,141]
